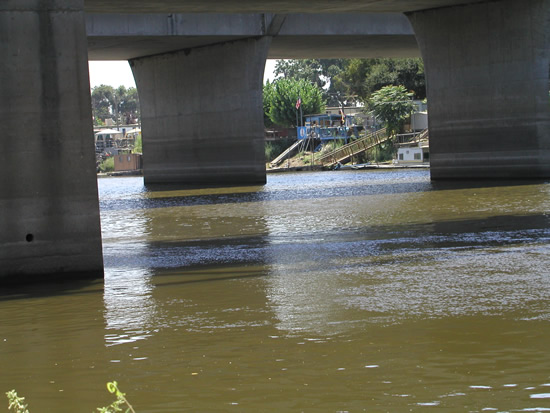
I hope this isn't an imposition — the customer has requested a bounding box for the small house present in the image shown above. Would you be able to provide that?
[114,153,142,172]
[396,142,429,163]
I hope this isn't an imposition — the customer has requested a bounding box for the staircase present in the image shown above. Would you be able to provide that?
[317,128,390,167]
[416,128,429,142]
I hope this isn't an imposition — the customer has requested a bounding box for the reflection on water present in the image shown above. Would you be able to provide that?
[103,268,159,346]
[2,170,550,412]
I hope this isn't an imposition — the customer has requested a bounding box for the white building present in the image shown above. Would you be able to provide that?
[396,141,429,163]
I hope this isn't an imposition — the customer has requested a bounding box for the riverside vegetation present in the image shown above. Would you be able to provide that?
[6,382,135,413]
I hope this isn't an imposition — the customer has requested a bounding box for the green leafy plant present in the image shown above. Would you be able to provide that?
[5,390,29,413]
[96,381,136,413]
[368,85,414,137]
[263,78,325,127]
[6,381,135,413]
[99,156,115,173]
[132,134,142,154]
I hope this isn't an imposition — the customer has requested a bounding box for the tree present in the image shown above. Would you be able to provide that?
[91,84,114,125]
[263,78,325,127]
[91,85,140,126]
[333,58,425,103]
[364,59,425,100]
[368,85,414,137]
[114,86,140,125]
[273,59,348,106]
[263,80,275,128]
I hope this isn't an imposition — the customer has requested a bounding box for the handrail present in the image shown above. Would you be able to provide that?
[417,128,429,141]
[270,139,303,167]
[317,128,389,167]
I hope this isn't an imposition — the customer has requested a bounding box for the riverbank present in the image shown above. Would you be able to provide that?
[97,170,142,178]
[97,164,429,177]
[267,162,430,173]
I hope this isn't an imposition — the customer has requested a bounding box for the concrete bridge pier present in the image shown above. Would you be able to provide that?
[130,37,271,186]
[0,0,104,283]
[407,0,550,179]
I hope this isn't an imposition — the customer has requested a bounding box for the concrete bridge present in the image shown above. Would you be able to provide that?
[1,0,549,283]
[86,13,419,60]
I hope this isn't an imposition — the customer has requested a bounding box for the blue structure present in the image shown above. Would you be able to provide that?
[298,113,351,143]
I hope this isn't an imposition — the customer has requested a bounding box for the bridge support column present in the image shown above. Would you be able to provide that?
[130,37,271,186]
[0,1,103,283]
[407,0,550,179]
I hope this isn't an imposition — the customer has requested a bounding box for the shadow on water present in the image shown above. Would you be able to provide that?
[103,213,550,273]
[5,172,549,298]
[0,276,103,301]
[143,182,265,192]
[429,177,550,191]
[149,264,270,286]
[100,173,549,212]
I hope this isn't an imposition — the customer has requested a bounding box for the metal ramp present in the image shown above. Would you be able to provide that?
[317,128,390,167]
[269,139,304,167]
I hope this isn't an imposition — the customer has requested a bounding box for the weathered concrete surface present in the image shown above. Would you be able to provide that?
[408,0,550,179]
[0,0,104,283]
[131,37,271,186]
[86,13,263,60]
[82,0,486,14]
[270,13,418,59]
[87,13,419,60]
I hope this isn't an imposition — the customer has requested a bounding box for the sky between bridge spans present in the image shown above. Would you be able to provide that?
[88,60,278,89]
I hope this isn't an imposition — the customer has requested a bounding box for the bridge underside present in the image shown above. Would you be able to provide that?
[82,0,487,14]
[86,13,419,61]
[88,35,421,61]
[1,0,550,283]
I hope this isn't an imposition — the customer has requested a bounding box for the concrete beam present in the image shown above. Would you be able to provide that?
[0,0,104,284]
[131,37,270,186]
[270,13,419,58]
[86,13,419,60]
[408,0,550,179]
[82,0,487,14]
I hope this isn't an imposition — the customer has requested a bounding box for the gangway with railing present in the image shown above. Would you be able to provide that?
[317,128,390,167]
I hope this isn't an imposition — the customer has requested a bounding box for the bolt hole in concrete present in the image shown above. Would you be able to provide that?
[25,234,34,242]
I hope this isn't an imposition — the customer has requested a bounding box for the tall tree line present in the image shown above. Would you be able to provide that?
[91,85,140,126]
[271,58,425,106]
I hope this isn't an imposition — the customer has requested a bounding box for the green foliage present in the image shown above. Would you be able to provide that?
[263,78,325,127]
[371,142,396,163]
[333,58,425,103]
[368,85,414,137]
[6,382,135,413]
[96,381,136,413]
[99,156,115,173]
[263,80,275,127]
[265,138,294,162]
[115,86,140,125]
[91,84,140,126]
[132,134,142,154]
[320,140,344,155]
[6,391,29,413]
[273,59,348,105]
[91,85,115,125]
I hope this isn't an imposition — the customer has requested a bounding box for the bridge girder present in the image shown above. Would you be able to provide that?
[83,0,487,14]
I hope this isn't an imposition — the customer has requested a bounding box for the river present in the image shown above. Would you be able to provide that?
[2,169,550,412]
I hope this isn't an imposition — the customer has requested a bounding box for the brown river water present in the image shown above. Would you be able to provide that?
[1,169,550,412]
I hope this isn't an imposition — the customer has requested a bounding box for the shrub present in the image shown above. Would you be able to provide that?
[99,157,115,173]
[265,138,295,162]
[6,381,135,413]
